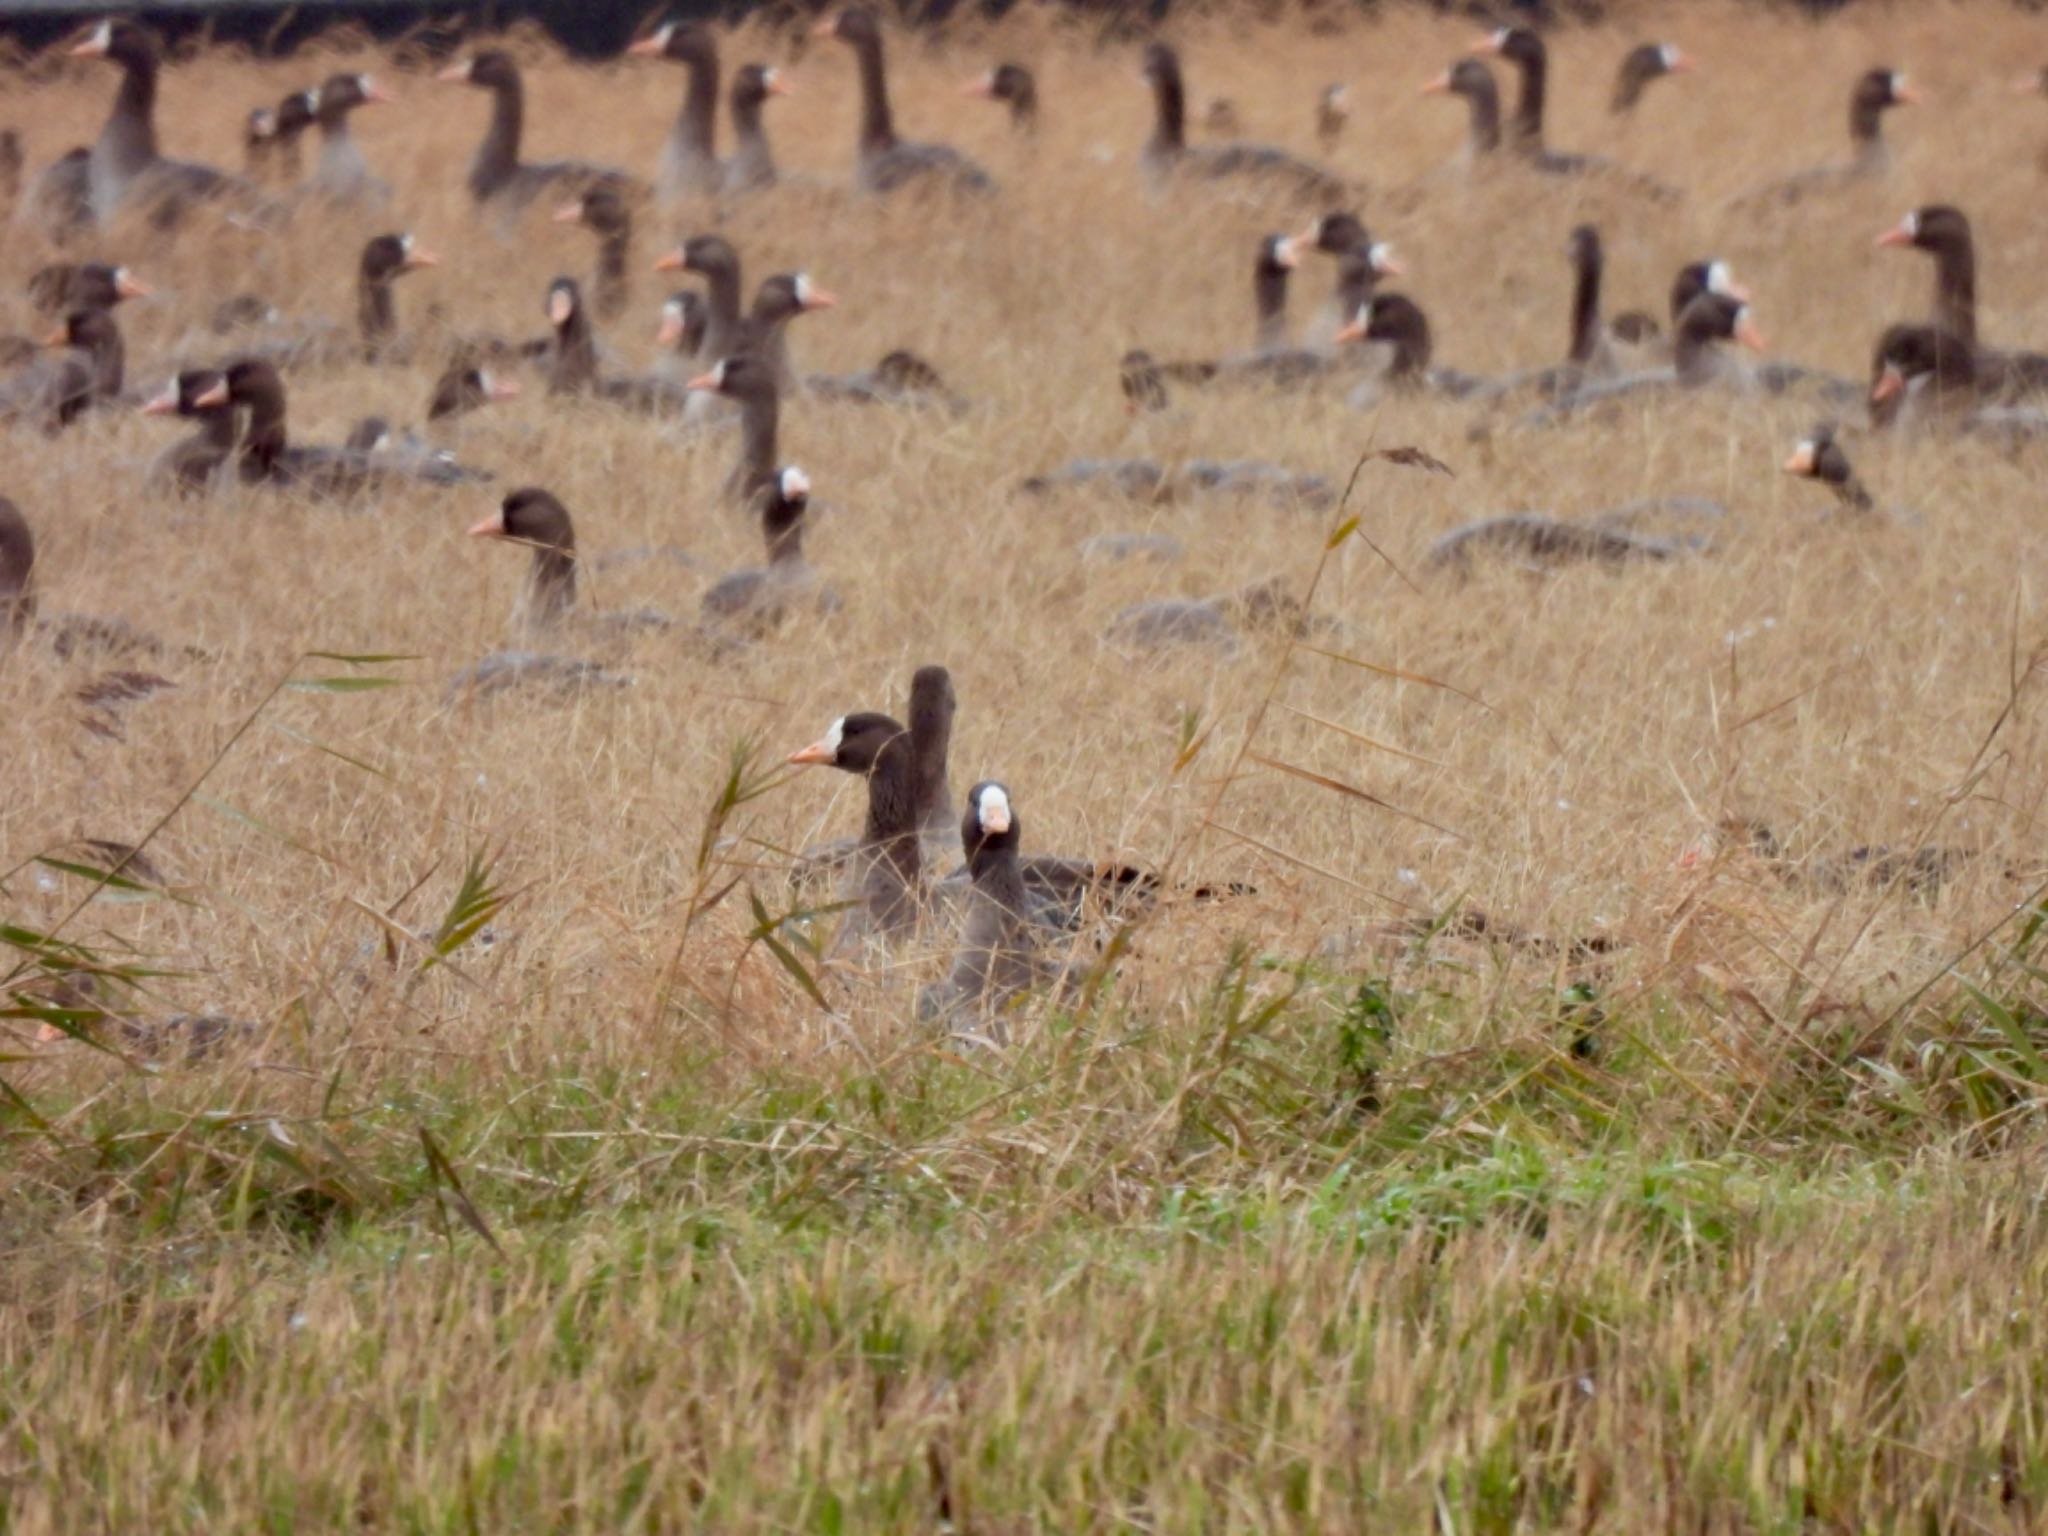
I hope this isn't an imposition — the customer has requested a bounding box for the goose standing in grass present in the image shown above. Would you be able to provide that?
[1421,56,1506,169]
[687,354,780,506]
[813,8,994,195]
[437,50,631,219]
[699,467,839,634]
[918,783,1058,1037]
[726,64,787,192]
[140,368,237,495]
[307,72,393,206]
[1875,205,2048,399]
[1733,68,1916,207]
[1139,42,1345,200]
[554,185,633,321]
[787,712,924,953]
[1610,43,1691,114]
[72,19,272,231]
[1470,27,1678,195]
[630,20,723,204]
[964,64,1038,133]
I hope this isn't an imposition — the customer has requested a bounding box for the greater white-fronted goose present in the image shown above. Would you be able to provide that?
[630,20,722,202]
[206,357,467,495]
[465,485,671,641]
[140,367,236,495]
[1022,447,1334,510]
[355,232,436,362]
[1471,27,1677,195]
[787,711,923,952]
[815,7,995,195]
[1316,83,1348,151]
[908,663,958,860]
[429,362,522,423]
[307,72,392,206]
[1733,67,1916,207]
[437,50,631,218]
[0,308,125,431]
[808,349,965,412]
[1876,205,2048,400]
[543,277,699,416]
[1421,58,1503,161]
[686,354,780,506]
[1292,211,1403,345]
[654,291,709,382]
[71,19,271,230]
[1140,42,1343,200]
[1517,291,1768,422]
[965,63,1037,133]
[554,184,632,321]
[917,783,1056,1036]
[0,496,33,647]
[1424,514,1697,574]
[1336,293,1498,403]
[653,234,745,371]
[245,90,314,182]
[1783,422,1876,513]
[699,466,840,634]
[727,63,787,191]
[1611,43,1690,114]
[1864,323,2048,442]
[738,271,838,396]
[8,263,148,360]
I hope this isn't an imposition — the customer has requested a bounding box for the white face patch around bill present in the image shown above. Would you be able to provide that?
[780,467,811,501]
[976,784,1012,834]
[824,717,845,757]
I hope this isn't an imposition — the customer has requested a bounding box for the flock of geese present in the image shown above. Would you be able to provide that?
[2,12,2041,1036]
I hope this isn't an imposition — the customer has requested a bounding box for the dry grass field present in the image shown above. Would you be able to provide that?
[6,0,2048,1528]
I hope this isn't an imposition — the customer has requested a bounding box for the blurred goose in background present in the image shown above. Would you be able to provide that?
[699,466,839,634]
[1732,67,1917,207]
[0,309,125,431]
[1315,83,1348,151]
[814,8,994,195]
[964,63,1038,133]
[1876,205,2048,399]
[71,19,274,231]
[1610,43,1691,114]
[654,235,745,402]
[727,63,788,192]
[428,362,523,424]
[787,711,924,953]
[1783,422,1878,513]
[1292,211,1403,346]
[630,19,722,203]
[687,354,780,506]
[244,89,313,183]
[307,72,393,206]
[1865,324,2048,442]
[437,50,631,219]
[653,291,709,384]
[1515,292,1768,423]
[737,272,838,396]
[1471,27,1679,195]
[918,783,1061,1036]
[26,262,150,319]
[554,185,633,321]
[1140,42,1345,200]
[140,368,237,494]
[809,349,965,412]
[1422,59,1503,162]
[1424,514,1700,574]
[1,496,33,647]
[208,358,469,495]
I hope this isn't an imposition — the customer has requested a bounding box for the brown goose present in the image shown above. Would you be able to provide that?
[543,277,697,417]
[1292,212,1403,345]
[437,50,630,216]
[699,467,839,633]
[653,234,744,369]
[1876,205,2048,399]
[1335,293,1502,403]
[27,263,150,319]
[727,63,788,191]
[808,349,964,412]
[1611,43,1691,114]
[917,782,1056,1035]
[1471,27,1678,195]
[1735,68,1917,206]
[739,272,838,395]
[205,357,468,495]
[140,368,236,495]
[1783,423,1876,513]
[553,185,632,321]
[1421,59,1503,160]
[356,233,436,362]
[629,20,722,202]
[430,362,522,423]
[1864,324,2048,444]
[71,20,271,230]
[307,72,392,206]
[964,63,1038,133]
[1140,42,1344,200]
[787,712,924,951]
[0,309,125,431]
[1518,292,1768,422]
[0,496,33,647]
[686,354,780,506]
[814,8,995,195]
